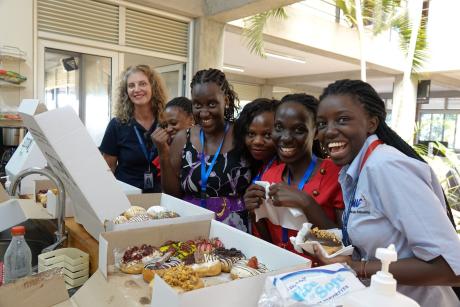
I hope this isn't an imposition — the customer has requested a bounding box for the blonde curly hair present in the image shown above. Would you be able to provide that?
[114,65,168,123]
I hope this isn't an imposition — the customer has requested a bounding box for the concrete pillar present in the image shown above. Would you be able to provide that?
[192,17,225,73]
[260,84,274,99]
[390,74,418,144]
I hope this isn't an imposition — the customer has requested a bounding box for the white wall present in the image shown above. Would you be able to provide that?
[231,5,406,74]
[0,0,34,110]
[423,0,460,72]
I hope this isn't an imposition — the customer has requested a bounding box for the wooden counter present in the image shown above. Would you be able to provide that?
[0,118,24,128]
[65,217,99,274]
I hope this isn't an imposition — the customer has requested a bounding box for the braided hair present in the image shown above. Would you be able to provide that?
[319,79,456,226]
[280,93,326,159]
[233,98,280,173]
[190,68,239,121]
[319,79,424,162]
[165,97,192,115]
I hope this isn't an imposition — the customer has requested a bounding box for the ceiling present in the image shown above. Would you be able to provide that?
[223,31,360,79]
[223,29,460,95]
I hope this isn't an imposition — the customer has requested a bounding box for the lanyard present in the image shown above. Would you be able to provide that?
[134,125,155,170]
[283,154,318,243]
[342,139,384,246]
[252,156,276,183]
[200,123,229,207]
[287,155,318,190]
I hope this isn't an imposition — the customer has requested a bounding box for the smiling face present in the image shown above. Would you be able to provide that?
[164,106,193,139]
[127,71,152,108]
[316,94,378,166]
[272,102,315,164]
[245,111,276,162]
[191,82,227,133]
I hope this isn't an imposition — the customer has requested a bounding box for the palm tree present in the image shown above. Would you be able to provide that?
[241,1,428,78]
[241,8,287,58]
[336,0,428,80]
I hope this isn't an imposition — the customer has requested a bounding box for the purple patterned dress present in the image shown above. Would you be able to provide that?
[180,129,252,232]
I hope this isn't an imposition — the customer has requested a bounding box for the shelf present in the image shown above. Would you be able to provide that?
[0,46,27,63]
[0,54,26,63]
[0,80,25,88]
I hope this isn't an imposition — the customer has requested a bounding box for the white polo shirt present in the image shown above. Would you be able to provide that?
[339,134,460,307]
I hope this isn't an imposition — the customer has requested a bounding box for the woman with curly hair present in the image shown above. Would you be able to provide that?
[152,68,251,232]
[100,64,167,192]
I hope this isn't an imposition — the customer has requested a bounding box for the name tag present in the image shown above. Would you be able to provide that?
[144,172,154,190]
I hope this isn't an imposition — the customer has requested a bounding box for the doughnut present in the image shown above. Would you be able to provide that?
[310,227,341,245]
[230,257,268,279]
[194,237,224,253]
[128,213,151,223]
[189,253,222,277]
[212,247,245,272]
[321,245,342,255]
[113,215,128,224]
[123,206,147,219]
[119,244,160,274]
[155,265,204,292]
[143,256,182,282]
[159,240,196,260]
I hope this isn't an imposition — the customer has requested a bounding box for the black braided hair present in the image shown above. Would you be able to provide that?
[233,98,280,174]
[319,79,425,162]
[165,97,192,115]
[190,68,239,121]
[280,93,327,159]
[319,79,456,227]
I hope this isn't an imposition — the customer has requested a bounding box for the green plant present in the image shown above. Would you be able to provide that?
[335,0,429,76]
[242,8,287,58]
[413,141,460,217]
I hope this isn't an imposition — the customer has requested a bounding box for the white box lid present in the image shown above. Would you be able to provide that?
[18,100,131,225]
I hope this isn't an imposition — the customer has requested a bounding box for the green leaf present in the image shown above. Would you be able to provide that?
[242,8,288,58]
[335,0,429,73]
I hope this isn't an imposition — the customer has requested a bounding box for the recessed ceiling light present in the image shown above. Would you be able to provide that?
[223,64,245,73]
[265,51,306,64]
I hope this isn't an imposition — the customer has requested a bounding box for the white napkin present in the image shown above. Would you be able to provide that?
[290,222,354,258]
[253,181,307,231]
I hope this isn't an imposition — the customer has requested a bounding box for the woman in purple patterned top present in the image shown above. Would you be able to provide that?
[152,68,251,232]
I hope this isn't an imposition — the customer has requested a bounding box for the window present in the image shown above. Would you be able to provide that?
[44,48,112,146]
[417,112,459,150]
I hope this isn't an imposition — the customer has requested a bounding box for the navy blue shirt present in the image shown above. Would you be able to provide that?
[99,118,160,193]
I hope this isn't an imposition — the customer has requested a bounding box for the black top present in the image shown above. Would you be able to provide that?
[99,117,160,193]
[180,129,251,198]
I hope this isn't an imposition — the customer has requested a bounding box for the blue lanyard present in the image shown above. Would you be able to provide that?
[134,125,155,168]
[252,156,276,183]
[287,155,318,190]
[341,185,358,246]
[341,139,383,246]
[200,123,229,207]
[283,154,318,243]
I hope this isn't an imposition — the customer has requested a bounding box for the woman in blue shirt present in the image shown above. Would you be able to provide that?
[100,64,167,192]
[314,79,460,307]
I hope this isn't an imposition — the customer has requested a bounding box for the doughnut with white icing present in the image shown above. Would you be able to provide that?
[230,257,268,279]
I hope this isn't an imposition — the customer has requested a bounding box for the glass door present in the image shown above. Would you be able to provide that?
[155,64,185,99]
[44,48,112,145]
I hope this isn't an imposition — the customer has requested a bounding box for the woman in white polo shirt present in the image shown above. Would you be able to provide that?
[314,79,460,307]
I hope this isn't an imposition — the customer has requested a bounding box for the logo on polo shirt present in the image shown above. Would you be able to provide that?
[350,194,370,215]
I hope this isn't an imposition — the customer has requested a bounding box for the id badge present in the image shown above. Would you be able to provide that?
[144,172,154,190]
